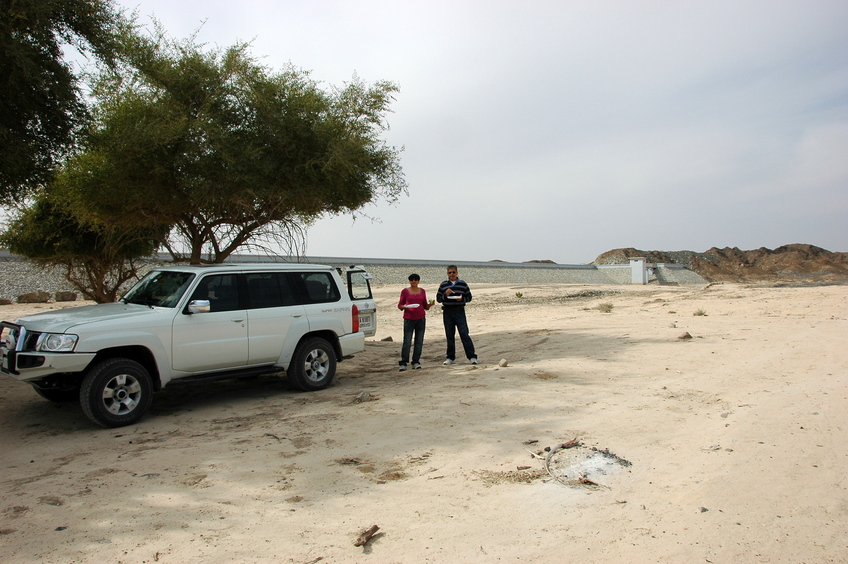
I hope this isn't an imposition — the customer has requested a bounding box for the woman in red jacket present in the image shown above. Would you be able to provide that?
[397,273,433,371]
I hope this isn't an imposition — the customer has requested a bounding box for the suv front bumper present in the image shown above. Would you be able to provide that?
[1,321,96,381]
[1,351,97,381]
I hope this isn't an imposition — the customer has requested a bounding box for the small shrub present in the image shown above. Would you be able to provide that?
[515,292,523,298]
[597,302,614,313]
[693,309,707,316]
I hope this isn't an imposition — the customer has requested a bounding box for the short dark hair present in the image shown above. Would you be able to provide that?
[447,265,458,272]
[408,273,420,281]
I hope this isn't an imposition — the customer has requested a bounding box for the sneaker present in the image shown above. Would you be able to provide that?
[470,357,478,365]
[412,362,422,370]
[398,364,407,372]
[443,359,454,365]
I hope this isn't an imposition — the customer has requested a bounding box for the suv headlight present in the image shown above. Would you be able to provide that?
[37,333,79,352]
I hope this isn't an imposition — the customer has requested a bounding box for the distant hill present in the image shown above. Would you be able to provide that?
[593,244,848,284]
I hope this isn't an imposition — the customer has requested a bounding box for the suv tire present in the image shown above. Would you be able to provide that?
[288,337,336,391]
[80,358,153,428]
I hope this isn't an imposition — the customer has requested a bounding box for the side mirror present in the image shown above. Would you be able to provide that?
[188,299,211,314]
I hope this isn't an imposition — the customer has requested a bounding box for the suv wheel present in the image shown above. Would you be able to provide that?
[289,337,336,391]
[80,358,153,428]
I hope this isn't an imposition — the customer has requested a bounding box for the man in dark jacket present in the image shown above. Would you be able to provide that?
[436,265,477,365]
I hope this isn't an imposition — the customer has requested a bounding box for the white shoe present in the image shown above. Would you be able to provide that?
[412,362,422,370]
[399,364,407,372]
[443,359,454,365]
[470,357,478,365]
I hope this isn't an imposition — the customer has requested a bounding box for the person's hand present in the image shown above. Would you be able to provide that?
[445,288,453,296]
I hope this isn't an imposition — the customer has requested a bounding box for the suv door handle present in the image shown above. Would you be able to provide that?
[231,318,244,323]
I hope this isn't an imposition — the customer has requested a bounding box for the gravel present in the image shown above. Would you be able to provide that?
[0,259,79,301]
[0,258,166,303]
[0,256,707,303]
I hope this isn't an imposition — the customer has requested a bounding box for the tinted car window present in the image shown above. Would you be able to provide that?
[245,273,284,309]
[294,272,340,304]
[277,273,297,306]
[189,274,241,312]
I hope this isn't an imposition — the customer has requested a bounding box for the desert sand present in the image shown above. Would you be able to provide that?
[1,281,846,563]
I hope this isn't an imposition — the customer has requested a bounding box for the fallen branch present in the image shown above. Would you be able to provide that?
[544,438,582,486]
[354,525,380,547]
[544,438,580,469]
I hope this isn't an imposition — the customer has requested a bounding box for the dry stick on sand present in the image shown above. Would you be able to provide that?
[354,525,380,547]
[543,438,582,485]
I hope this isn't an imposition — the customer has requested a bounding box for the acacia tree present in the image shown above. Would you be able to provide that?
[0,194,163,302]
[64,32,407,263]
[0,0,127,204]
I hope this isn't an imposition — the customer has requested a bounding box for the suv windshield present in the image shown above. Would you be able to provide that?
[122,271,195,308]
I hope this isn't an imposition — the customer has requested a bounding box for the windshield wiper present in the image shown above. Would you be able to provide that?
[125,297,157,308]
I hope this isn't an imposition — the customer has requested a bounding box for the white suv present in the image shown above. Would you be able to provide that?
[0,263,377,427]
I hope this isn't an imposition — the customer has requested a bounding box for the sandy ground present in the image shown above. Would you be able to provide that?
[0,281,846,563]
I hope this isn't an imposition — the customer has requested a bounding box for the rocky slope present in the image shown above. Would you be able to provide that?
[593,244,848,284]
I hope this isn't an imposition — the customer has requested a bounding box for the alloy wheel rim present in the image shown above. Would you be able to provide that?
[101,373,142,415]
[304,349,330,382]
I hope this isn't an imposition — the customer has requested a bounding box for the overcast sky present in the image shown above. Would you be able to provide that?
[115,0,848,264]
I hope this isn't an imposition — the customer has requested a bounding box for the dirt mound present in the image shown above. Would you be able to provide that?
[523,259,557,264]
[593,244,848,284]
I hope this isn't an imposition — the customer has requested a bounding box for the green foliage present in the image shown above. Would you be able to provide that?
[2,21,406,301]
[515,292,523,298]
[0,193,163,302]
[0,0,128,203]
[70,31,407,263]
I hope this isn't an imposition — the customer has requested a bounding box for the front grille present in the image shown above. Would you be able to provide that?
[22,331,40,351]
[1,322,23,374]
[1,323,40,355]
